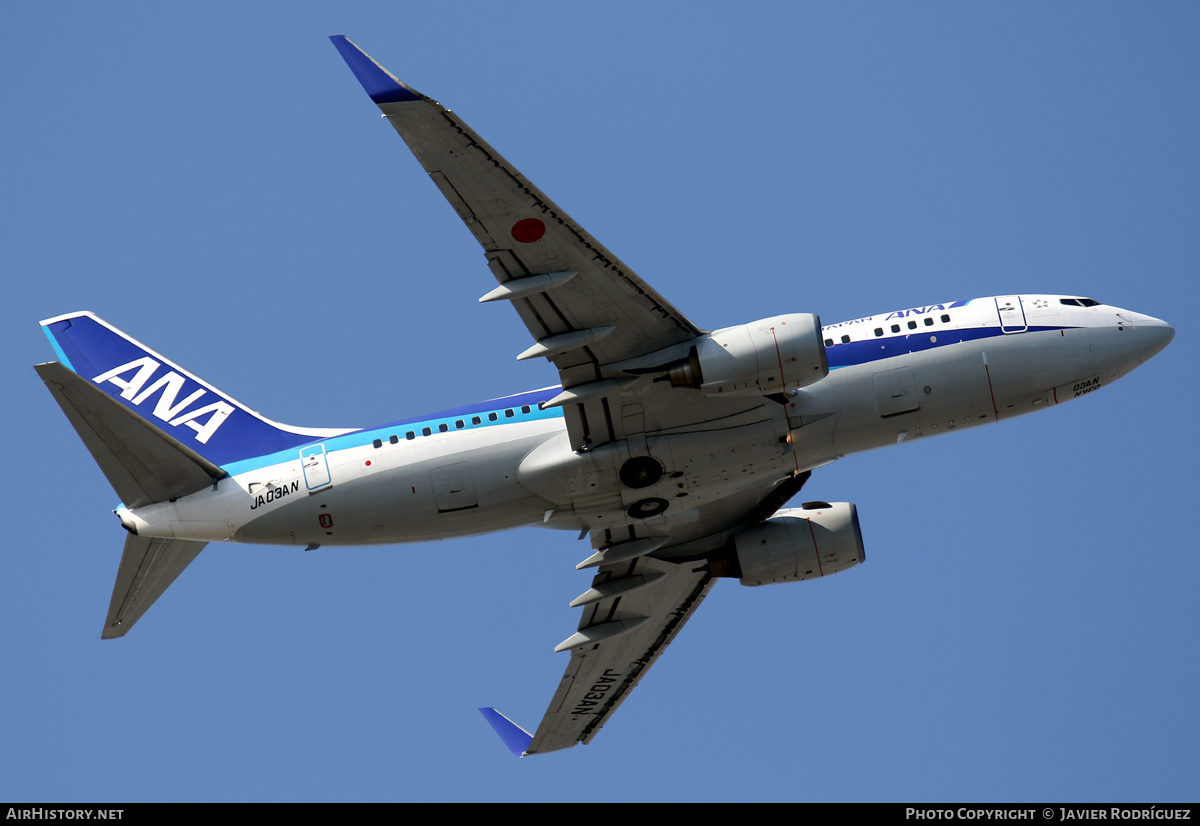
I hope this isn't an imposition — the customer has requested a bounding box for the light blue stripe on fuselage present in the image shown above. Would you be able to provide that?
[222,389,564,477]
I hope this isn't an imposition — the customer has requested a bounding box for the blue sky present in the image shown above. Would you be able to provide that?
[3,2,1197,802]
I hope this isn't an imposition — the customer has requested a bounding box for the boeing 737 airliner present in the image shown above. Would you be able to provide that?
[35,37,1174,756]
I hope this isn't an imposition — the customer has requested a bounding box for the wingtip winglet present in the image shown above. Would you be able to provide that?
[329,35,423,104]
[478,707,533,758]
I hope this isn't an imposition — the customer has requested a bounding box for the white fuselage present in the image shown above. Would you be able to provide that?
[116,295,1172,550]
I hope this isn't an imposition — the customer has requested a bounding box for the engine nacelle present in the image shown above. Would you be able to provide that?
[666,313,828,396]
[726,502,864,586]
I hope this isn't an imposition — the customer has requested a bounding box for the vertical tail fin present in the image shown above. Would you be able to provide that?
[40,312,352,468]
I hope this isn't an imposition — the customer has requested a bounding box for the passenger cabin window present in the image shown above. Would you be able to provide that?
[422,427,432,437]
[824,338,833,347]
[505,409,514,418]
[840,334,850,344]
[389,435,398,444]
[488,412,498,422]
[372,439,382,449]
[521,405,531,414]
[455,420,465,429]
[941,314,950,323]
[874,328,883,337]
[471,416,482,425]
[924,317,934,326]
[438,423,448,433]
[891,324,900,333]
[907,320,918,330]
[406,431,415,440]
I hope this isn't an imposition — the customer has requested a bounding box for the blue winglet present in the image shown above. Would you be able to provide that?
[478,708,533,758]
[329,35,423,104]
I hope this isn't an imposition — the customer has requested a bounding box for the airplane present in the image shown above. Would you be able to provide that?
[34,36,1174,756]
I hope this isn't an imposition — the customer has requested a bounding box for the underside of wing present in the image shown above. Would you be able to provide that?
[521,471,816,754]
[332,36,700,366]
[331,37,744,452]
[528,555,714,754]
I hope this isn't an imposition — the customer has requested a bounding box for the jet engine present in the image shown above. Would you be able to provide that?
[663,313,828,396]
[608,313,827,396]
[712,502,864,586]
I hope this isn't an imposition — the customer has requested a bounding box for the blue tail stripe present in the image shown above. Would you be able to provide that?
[41,325,76,373]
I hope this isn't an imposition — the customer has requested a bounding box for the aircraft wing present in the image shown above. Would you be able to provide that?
[331,36,699,360]
[525,553,714,753]
[519,470,811,753]
[333,38,809,753]
[331,36,749,452]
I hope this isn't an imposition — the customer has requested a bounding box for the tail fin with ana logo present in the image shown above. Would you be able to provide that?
[38,312,351,474]
[36,312,357,639]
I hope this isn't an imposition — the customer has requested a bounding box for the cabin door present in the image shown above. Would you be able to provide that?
[300,445,332,491]
[995,296,1028,333]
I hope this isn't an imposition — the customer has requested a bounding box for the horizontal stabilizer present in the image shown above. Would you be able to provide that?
[478,708,533,757]
[36,362,226,509]
[103,535,207,639]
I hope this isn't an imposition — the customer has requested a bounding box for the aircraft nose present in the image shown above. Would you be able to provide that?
[1130,314,1175,364]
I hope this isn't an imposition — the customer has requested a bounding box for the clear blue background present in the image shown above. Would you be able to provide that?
[3,2,1195,802]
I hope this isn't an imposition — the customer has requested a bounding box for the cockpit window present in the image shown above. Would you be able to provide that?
[1060,298,1101,307]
